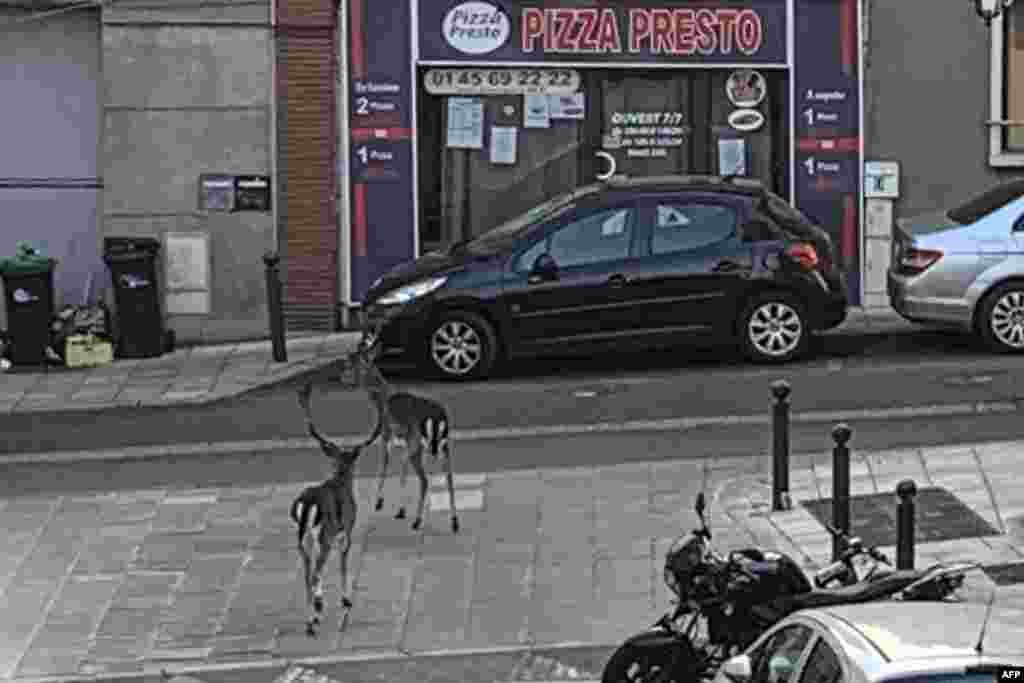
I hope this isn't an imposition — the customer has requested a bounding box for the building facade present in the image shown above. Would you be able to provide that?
[346,0,866,308]
[0,0,332,343]
[9,0,1011,344]
[860,0,1024,308]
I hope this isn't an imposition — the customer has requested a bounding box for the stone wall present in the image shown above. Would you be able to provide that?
[100,0,275,344]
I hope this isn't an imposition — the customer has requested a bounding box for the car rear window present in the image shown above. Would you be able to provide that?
[947,179,1024,224]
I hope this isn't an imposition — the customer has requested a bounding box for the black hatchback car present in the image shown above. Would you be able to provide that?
[362,175,848,380]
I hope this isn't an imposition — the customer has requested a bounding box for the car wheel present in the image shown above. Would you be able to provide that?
[423,310,498,380]
[738,292,810,363]
[978,282,1024,353]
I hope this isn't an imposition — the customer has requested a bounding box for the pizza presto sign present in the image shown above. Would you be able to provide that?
[423,1,788,64]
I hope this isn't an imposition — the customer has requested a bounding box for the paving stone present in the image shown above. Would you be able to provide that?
[16,647,89,678]
[208,633,276,657]
[181,555,247,593]
[94,607,162,639]
[35,613,100,644]
[133,535,195,571]
[466,600,527,647]
[49,574,122,614]
[110,571,182,609]
[86,634,151,661]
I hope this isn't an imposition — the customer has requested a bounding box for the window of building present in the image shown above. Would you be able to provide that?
[990,5,1024,165]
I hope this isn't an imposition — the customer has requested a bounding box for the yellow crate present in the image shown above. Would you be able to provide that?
[65,334,114,368]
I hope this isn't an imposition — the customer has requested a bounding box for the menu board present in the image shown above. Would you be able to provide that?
[793,0,861,305]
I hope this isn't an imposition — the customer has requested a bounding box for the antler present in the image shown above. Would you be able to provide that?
[297,380,382,457]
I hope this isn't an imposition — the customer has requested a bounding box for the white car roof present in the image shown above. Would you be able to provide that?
[797,601,1024,682]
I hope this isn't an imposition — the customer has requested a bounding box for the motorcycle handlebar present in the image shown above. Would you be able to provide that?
[826,524,891,566]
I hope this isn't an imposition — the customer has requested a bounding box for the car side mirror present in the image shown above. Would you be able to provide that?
[529,253,558,282]
[721,655,753,682]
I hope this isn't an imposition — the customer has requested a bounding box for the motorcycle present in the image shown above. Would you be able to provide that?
[601,492,981,683]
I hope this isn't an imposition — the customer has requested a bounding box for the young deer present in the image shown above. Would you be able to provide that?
[291,380,381,636]
[338,330,460,534]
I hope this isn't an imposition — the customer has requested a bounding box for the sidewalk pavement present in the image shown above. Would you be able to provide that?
[0,332,360,415]
[0,306,919,416]
[1,436,1023,682]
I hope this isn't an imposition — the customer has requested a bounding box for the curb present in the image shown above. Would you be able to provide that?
[8,641,617,683]
[3,355,349,416]
[1,400,1020,465]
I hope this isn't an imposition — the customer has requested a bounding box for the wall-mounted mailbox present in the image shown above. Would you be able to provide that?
[198,174,236,211]
[234,175,271,212]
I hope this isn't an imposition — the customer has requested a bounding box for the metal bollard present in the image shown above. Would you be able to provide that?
[263,252,288,363]
[771,380,792,511]
[831,423,852,562]
[896,479,917,570]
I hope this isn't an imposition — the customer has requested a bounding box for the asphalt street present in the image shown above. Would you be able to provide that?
[0,328,1021,456]
[2,409,1022,498]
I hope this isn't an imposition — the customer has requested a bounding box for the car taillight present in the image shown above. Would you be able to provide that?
[899,248,942,274]
[784,243,819,271]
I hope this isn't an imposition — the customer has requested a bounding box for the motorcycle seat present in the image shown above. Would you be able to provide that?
[771,569,923,612]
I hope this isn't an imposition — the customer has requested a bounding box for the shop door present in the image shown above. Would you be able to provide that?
[599,73,694,177]
[594,70,789,195]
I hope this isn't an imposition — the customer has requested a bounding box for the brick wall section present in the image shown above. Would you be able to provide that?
[276,0,338,331]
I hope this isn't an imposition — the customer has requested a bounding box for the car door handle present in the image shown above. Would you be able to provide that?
[607,273,629,287]
[712,260,744,273]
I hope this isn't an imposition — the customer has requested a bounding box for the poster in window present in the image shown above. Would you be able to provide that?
[524,94,551,128]
[446,97,484,149]
[489,126,517,165]
[718,138,747,177]
[494,96,520,126]
[548,93,585,119]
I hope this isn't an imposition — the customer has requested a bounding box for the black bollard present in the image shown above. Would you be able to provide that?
[831,423,852,562]
[771,380,792,511]
[896,479,917,570]
[263,252,288,363]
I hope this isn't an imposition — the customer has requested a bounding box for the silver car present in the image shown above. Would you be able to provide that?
[713,601,1024,683]
[888,180,1024,352]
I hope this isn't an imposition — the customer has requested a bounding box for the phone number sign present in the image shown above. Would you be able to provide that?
[424,68,580,95]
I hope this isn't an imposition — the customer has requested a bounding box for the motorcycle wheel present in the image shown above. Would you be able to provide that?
[602,642,697,683]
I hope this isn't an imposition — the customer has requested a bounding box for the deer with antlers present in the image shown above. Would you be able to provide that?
[337,314,460,535]
[291,380,381,636]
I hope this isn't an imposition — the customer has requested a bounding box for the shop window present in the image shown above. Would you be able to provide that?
[990,6,1024,165]
[651,203,737,255]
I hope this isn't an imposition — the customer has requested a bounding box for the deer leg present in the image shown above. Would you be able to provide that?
[375,433,391,511]
[337,531,353,620]
[297,532,316,635]
[395,443,411,520]
[308,536,332,634]
[444,439,459,534]
[410,441,429,531]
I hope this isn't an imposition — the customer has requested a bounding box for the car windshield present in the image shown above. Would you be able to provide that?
[947,179,1024,224]
[462,184,602,254]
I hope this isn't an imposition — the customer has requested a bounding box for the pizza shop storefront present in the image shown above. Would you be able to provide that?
[344,0,865,307]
